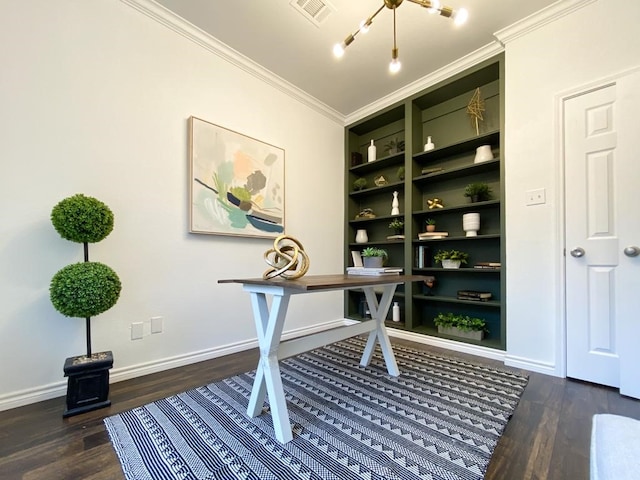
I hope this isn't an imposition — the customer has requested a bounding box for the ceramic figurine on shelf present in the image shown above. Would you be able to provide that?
[424,276,436,296]
[391,191,400,215]
[424,136,435,152]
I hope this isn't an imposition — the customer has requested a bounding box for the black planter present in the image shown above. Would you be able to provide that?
[63,351,113,418]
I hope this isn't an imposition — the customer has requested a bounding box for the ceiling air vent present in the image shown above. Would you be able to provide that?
[290,0,335,27]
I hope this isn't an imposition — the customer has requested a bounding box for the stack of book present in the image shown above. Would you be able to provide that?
[457,290,492,301]
[418,231,449,240]
[346,267,403,276]
[473,262,501,269]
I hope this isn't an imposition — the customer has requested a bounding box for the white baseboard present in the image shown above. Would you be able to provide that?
[0,319,347,412]
[385,326,507,362]
[0,318,558,412]
[504,354,559,377]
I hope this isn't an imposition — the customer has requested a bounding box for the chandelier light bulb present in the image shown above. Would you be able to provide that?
[453,7,468,25]
[428,0,441,14]
[359,20,370,33]
[333,43,346,58]
[389,57,401,74]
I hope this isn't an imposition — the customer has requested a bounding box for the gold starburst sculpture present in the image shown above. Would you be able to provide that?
[263,235,310,280]
[466,87,485,136]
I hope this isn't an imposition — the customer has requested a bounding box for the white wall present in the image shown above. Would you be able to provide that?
[0,0,344,408]
[502,0,640,374]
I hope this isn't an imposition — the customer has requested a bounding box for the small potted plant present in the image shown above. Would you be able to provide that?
[434,249,469,269]
[384,137,405,155]
[361,247,388,268]
[434,312,487,340]
[426,218,436,232]
[353,177,368,191]
[388,219,404,235]
[464,182,492,203]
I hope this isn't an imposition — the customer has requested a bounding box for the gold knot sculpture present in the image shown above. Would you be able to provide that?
[427,198,444,209]
[263,235,310,280]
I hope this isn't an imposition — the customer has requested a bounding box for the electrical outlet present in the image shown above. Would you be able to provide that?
[131,322,144,340]
[151,316,163,334]
[526,188,546,206]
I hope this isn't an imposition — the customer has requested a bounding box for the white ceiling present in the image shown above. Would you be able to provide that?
[153,0,558,116]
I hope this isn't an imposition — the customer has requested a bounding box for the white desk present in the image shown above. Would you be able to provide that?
[219,274,427,443]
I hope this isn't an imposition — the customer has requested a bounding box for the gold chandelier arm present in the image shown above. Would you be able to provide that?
[334,0,467,65]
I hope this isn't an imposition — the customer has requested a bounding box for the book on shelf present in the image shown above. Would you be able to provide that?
[457,295,492,302]
[473,262,501,269]
[457,290,492,301]
[421,167,444,175]
[386,234,405,240]
[418,231,449,240]
[346,266,403,276]
[414,245,431,269]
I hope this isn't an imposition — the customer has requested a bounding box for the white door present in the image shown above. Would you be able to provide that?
[564,70,640,398]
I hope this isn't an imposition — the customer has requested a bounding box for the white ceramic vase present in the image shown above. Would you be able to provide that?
[474,145,494,163]
[392,302,401,322]
[368,140,376,162]
[424,136,435,152]
[355,229,368,243]
[463,212,480,237]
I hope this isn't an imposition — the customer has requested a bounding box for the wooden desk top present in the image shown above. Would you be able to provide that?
[218,274,430,292]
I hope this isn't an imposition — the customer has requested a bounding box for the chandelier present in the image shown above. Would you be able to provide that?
[333,0,468,74]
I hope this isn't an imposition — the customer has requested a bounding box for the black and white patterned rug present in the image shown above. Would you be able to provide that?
[105,338,527,480]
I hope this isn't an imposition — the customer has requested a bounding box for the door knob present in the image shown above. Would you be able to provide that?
[624,246,640,257]
[570,247,585,258]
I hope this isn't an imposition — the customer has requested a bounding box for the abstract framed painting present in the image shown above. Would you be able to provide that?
[189,116,285,238]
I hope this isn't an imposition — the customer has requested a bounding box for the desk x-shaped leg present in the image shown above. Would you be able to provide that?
[359,284,400,376]
[244,282,400,443]
[245,287,293,443]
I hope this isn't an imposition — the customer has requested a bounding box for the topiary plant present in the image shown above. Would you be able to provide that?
[51,194,114,244]
[50,194,121,358]
[50,262,121,318]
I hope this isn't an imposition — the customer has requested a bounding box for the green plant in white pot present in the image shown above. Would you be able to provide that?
[361,247,388,268]
[434,249,469,269]
[434,312,487,341]
[50,193,122,417]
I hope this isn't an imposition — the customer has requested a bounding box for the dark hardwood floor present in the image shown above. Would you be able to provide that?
[1,339,639,480]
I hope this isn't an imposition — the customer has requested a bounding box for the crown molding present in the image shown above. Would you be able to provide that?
[119,0,345,125]
[494,0,597,45]
[345,42,504,125]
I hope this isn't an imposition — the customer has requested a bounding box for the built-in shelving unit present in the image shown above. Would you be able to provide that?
[344,55,505,350]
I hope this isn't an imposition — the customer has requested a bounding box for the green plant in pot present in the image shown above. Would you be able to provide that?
[464,182,492,202]
[384,137,405,155]
[388,219,404,235]
[353,177,368,191]
[50,193,122,417]
[426,218,436,232]
[434,249,469,269]
[361,247,388,268]
[433,312,487,340]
